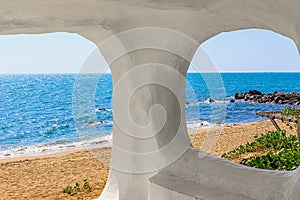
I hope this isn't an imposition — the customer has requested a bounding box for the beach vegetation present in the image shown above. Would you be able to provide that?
[282,107,300,117]
[63,179,92,198]
[282,107,300,130]
[83,179,91,190]
[241,147,300,171]
[222,130,300,171]
[63,185,76,196]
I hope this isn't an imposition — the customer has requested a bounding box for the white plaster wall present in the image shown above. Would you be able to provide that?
[0,0,299,49]
[0,1,299,199]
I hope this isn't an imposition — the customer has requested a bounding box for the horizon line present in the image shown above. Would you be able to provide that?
[1,71,300,75]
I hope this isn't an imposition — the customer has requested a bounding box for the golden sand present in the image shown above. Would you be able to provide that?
[0,120,296,199]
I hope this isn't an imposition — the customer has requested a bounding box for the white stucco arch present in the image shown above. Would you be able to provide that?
[1,1,300,199]
[1,1,300,50]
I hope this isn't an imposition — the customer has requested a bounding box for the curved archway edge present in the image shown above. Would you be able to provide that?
[0,0,299,52]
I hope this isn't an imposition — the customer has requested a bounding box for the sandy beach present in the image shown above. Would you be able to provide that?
[1,120,296,200]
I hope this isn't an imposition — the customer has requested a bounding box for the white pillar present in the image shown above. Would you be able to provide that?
[97,28,199,199]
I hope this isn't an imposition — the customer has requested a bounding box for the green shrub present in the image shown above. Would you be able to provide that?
[63,179,92,198]
[282,107,300,117]
[281,107,300,129]
[63,185,76,196]
[241,148,300,171]
[222,130,300,171]
[222,130,298,159]
[83,179,91,191]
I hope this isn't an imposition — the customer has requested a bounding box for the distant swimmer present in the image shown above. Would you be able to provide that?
[97,108,106,111]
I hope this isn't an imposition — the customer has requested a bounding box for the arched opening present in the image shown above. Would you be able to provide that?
[2,28,300,199]
[188,28,300,171]
[0,1,299,199]
[0,33,111,199]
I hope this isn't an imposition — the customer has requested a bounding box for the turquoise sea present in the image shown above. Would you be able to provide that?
[0,73,299,157]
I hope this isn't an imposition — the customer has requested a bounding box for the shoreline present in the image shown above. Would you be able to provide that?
[0,119,292,162]
[1,120,297,199]
[0,119,267,160]
[0,119,215,159]
[0,135,112,160]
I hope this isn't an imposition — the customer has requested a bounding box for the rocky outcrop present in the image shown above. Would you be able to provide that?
[235,90,300,105]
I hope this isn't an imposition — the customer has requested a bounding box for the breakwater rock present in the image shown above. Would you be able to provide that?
[235,90,300,105]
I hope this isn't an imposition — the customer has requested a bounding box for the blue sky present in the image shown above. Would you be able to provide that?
[0,29,299,74]
[200,29,300,72]
[0,33,103,74]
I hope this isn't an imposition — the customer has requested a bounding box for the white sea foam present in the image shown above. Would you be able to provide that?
[186,120,221,131]
[0,135,112,159]
[1,119,224,159]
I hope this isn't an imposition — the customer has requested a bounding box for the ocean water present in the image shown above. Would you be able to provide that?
[0,73,299,157]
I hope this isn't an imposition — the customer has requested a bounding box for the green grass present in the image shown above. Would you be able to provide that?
[222,130,300,171]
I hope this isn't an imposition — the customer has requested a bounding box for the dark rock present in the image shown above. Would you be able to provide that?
[279,93,286,98]
[244,94,250,100]
[248,90,262,96]
[236,90,300,105]
[234,93,245,99]
[274,96,282,103]
[86,120,103,126]
[262,96,269,102]
[205,98,215,103]
[229,99,235,103]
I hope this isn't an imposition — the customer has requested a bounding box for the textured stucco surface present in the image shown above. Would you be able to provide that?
[1,0,300,48]
[1,1,300,199]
